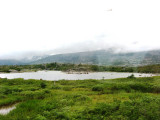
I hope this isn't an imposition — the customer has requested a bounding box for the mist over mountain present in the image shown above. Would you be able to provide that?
[23,49,160,66]
[29,50,146,66]
[142,50,160,65]
[1,0,160,67]
[0,49,160,66]
[0,59,24,65]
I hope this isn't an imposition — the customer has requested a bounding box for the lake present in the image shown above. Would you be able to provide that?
[0,71,155,81]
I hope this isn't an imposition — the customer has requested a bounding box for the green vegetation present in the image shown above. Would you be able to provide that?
[1,62,160,73]
[137,64,160,73]
[0,76,160,120]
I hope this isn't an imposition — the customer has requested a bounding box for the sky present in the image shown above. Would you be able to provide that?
[0,0,160,59]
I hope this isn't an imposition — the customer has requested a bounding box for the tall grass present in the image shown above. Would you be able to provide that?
[0,76,160,120]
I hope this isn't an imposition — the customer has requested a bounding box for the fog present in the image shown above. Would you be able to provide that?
[0,0,160,60]
[0,41,159,60]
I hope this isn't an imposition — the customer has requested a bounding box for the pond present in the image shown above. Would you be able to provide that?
[0,71,155,81]
[0,104,17,115]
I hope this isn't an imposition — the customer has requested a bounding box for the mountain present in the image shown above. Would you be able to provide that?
[31,50,102,65]
[1,50,160,66]
[141,50,160,65]
[30,50,160,66]
[0,55,48,65]
[0,59,24,65]
[21,55,49,63]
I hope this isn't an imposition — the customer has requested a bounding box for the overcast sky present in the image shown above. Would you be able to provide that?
[0,0,160,59]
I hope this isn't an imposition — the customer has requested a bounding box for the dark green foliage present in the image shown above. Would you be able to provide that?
[0,66,10,72]
[3,88,12,95]
[153,86,160,93]
[137,64,160,73]
[40,82,47,89]
[92,85,104,91]
[91,65,99,71]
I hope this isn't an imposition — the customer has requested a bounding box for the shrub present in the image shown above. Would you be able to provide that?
[40,82,47,89]
[13,88,23,92]
[111,84,131,93]
[130,83,153,92]
[30,88,39,91]
[44,90,50,93]
[152,86,160,93]
[92,85,104,91]
[3,88,12,95]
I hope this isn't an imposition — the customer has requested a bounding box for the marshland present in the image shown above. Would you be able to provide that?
[0,75,160,119]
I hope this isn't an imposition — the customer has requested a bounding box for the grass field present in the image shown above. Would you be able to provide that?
[0,76,160,120]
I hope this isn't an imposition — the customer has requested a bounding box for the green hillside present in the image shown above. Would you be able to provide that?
[31,50,155,66]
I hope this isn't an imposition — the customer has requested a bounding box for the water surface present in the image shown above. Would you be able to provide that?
[0,104,16,115]
[0,71,155,81]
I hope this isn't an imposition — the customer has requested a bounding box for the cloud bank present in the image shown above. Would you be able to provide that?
[0,0,160,59]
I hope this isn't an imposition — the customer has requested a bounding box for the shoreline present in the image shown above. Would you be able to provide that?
[0,69,159,74]
[0,71,158,81]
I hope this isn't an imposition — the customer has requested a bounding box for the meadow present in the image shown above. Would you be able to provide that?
[0,76,160,120]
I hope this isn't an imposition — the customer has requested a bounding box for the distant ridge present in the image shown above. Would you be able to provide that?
[141,50,160,65]
[30,50,160,66]
[1,49,160,66]
[0,59,24,65]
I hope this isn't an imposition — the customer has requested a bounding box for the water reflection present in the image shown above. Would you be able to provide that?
[0,71,155,81]
[0,104,16,115]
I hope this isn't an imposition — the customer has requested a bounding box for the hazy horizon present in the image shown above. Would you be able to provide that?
[1,0,160,60]
[1,47,160,60]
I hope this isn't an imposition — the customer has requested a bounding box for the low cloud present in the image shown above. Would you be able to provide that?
[1,39,158,60]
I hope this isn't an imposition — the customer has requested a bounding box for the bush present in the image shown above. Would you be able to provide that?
[92,85,104,91]
[130,83,153,92]
[3,88,12,95]
[152,86,160,93]
[40,82,47,89]
[111,84,131,93]
[13,88,23,92]
[44,90,50,93]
